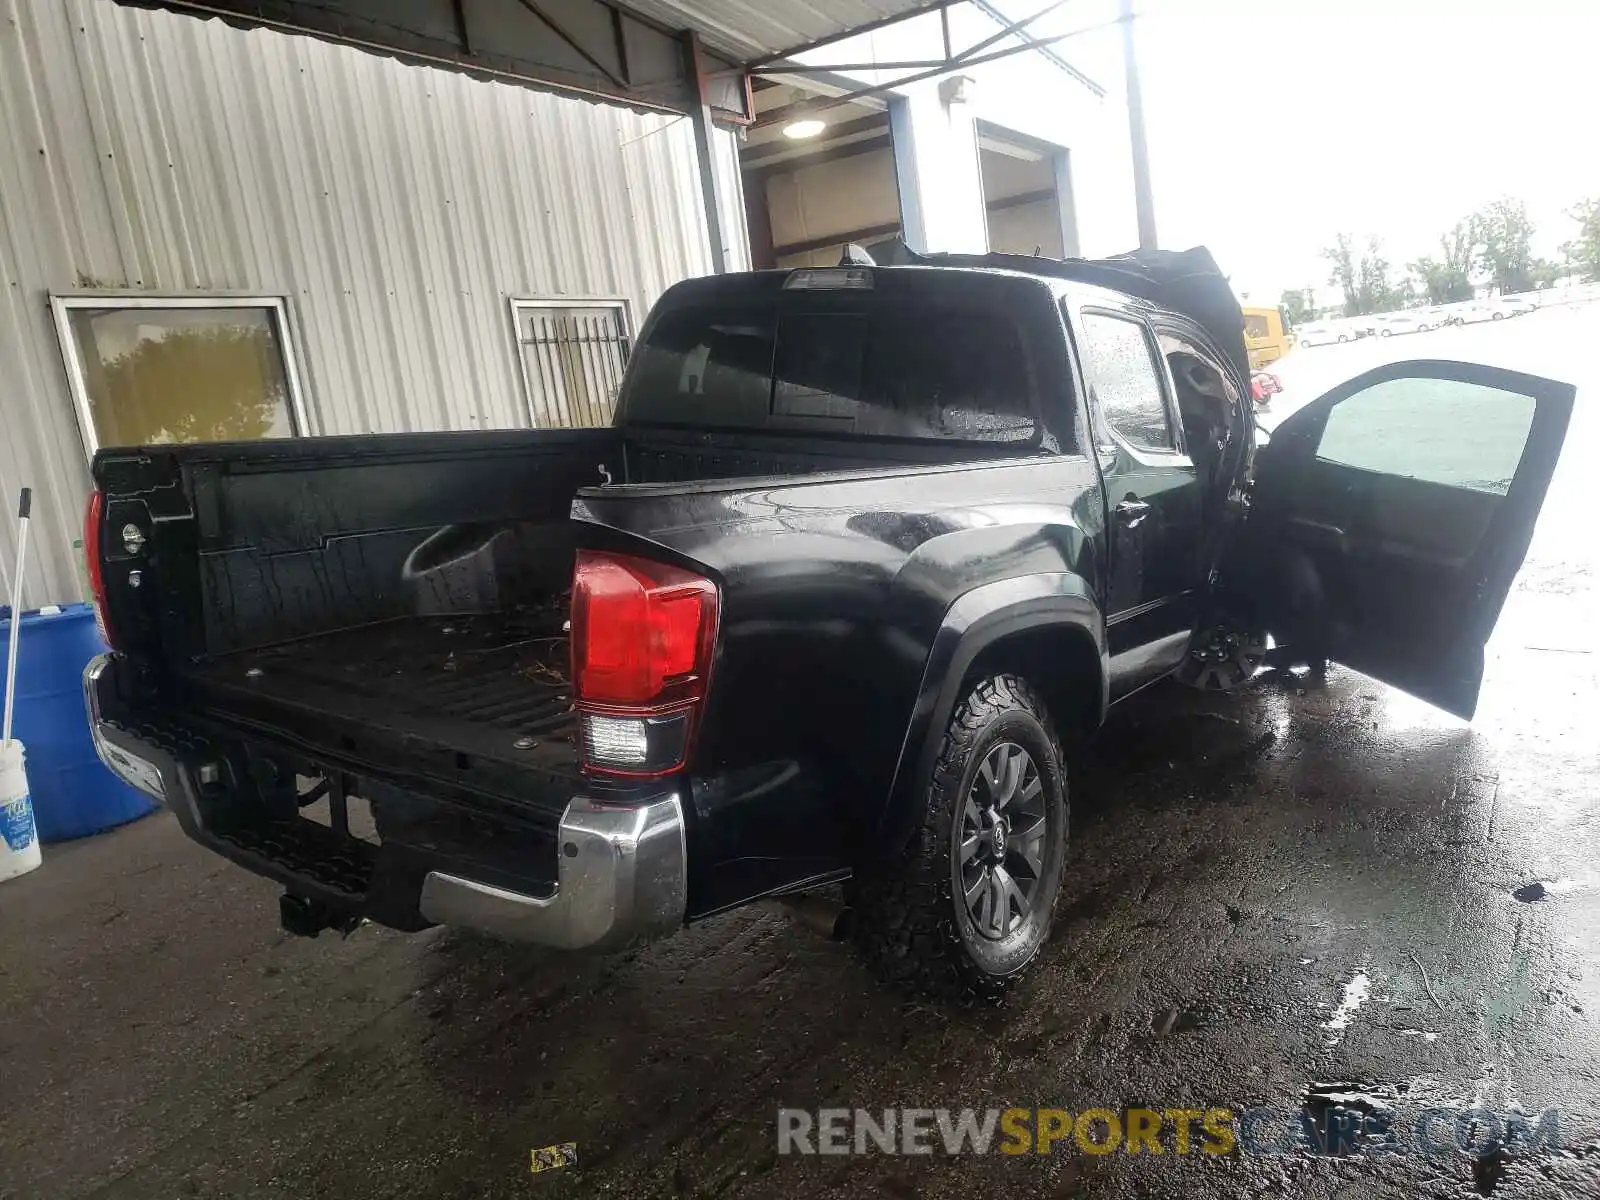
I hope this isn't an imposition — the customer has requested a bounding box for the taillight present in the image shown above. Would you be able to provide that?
[83,490,119,650]
[570,550,717,777]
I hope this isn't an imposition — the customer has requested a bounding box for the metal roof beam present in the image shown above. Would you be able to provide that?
[968,0,1102,94]
[113,0,750,114]
[743,1,957,69]
[752,13,1116,126]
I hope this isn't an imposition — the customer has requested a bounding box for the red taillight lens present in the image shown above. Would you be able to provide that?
[570,550,718,776]
[572,551,716,707]
[83,490,119,650]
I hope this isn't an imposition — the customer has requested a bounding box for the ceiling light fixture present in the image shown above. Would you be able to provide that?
[782,118,826,140]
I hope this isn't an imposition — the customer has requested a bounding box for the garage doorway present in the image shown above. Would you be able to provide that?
[740,83,902,269]
[978,123,1078,259]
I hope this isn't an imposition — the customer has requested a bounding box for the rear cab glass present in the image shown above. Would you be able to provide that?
[619,272,1072,452]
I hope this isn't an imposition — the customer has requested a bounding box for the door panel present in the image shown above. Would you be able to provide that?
[1240,359,1574,718]
[1074,307,1202,693]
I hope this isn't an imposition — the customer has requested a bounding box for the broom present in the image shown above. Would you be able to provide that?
[3,488,32,748]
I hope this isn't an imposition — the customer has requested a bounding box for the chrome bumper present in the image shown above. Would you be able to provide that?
[83,653,688,953]
[83,655,167,801]
[419,795,687,952]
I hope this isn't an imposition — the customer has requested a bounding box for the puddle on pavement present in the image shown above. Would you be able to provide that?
[1298,1082,1399,1156]
[1150,1006,1206,1035]
[1321,970,1371,1043]
[1294,1077,1472,1158]
[1513,877,1595,902]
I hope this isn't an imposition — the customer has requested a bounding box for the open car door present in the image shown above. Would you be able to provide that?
[1237,359,1575,719]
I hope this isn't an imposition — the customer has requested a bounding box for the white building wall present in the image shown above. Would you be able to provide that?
[792,2,1138,258]
[0,0,744,608]
[951,15,1138,258]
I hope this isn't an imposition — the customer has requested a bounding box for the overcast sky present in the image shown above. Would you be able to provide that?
[1126,0,1600,301]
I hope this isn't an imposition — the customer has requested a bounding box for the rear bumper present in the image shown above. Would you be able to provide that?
[418,797,685,951]
[83,654,687,952]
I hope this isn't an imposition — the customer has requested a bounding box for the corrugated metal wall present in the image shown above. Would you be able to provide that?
[0,0,748,608]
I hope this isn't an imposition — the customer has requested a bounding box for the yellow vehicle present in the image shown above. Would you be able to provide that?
[1242,305,1292,369]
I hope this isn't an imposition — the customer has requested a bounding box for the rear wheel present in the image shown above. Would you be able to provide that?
[853,674,1068,1002]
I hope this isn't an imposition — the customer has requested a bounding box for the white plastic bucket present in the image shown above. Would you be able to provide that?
[1,739,42,882]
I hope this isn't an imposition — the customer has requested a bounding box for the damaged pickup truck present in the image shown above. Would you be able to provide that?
[83,249,1573,999]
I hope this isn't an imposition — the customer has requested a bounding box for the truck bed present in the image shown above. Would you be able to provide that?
[181,609,579,779]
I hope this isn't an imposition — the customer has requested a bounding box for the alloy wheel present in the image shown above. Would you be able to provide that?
[954,742,1048,940]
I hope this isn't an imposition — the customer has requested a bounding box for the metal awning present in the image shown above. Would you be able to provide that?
[116,0,952,118]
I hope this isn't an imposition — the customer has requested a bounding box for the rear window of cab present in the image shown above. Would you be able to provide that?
[620,285,1057,448]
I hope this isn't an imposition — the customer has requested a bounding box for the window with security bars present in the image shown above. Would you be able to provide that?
[511,300,632,428]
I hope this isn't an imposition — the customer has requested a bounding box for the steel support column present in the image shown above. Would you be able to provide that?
[1053,149,1080,258]
[683,30,730,272]
[1120,0,1157,249]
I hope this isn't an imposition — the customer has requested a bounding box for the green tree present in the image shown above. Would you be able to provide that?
[1441,218,1478,280]
[1561,197,1600,282]
[1472,198,1536,294]
[1322,233,1360,316]
[1323,234,1406,315]
[1409,218,1479,303]
[1358,237,1403,313]
[1410,253,1472,304]
[1278,287,1313,326]
[1529,257,1565,290]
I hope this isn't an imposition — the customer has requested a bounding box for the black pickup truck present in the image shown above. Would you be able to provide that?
[83,249,1574,999]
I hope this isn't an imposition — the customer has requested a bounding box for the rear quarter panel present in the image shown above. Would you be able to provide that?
[573,454,1106,915]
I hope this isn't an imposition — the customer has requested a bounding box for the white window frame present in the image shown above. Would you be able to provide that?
[50,292,312,455]
[508,296,633,428]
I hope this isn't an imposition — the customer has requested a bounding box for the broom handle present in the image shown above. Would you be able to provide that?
[3,488,31,748]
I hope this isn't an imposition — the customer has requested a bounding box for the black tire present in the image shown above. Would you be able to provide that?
[1492,310,1505,320]
[853,675,1068,1003]
[1338,334,1349,343]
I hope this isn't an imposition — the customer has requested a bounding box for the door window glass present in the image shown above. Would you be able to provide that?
[57,302,302,448]
[1079,313,1175,451]
[1316,376,1536,494]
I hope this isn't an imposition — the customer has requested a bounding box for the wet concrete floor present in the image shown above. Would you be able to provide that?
[2,308,1597,1199]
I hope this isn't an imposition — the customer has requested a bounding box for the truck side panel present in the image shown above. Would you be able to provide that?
[571,452,1106,916]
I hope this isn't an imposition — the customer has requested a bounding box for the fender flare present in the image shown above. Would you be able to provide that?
[874,573,1106,859]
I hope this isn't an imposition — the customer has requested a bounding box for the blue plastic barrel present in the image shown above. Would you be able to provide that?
[0,603,157,841]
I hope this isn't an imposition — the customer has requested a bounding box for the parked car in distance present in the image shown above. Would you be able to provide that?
[1446,302,1495,326]
[1372,312,1439,337]
[1493,295,1538,318]
[1296,321,1350,347]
